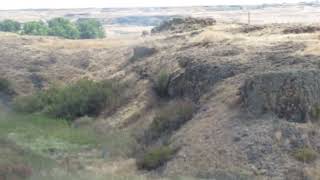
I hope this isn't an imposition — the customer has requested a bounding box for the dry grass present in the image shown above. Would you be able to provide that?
[32,37,144,50]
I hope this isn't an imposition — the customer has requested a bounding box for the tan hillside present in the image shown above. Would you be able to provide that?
[1,17,320,179]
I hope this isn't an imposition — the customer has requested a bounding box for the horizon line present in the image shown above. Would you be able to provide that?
[0,1,316,11]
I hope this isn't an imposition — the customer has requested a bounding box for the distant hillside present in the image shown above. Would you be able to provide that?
[111,15,181,26]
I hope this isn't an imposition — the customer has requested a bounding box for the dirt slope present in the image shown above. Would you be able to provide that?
[1,22,320,179]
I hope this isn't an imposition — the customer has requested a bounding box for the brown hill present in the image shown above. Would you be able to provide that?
[1,22,320,179]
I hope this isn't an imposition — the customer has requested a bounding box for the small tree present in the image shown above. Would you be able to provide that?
[76,19,105,39]
[48,17,80,39]
[22,21,49,36]
[0,19,21,32]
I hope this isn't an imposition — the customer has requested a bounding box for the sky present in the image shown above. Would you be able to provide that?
[0,0,314,10]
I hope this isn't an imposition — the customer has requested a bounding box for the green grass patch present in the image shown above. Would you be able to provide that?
[0,110,98,156]
[0,138,56,172]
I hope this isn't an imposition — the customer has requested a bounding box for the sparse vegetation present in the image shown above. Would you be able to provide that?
[0,110,98,179]
[144,100,195,143]
[137,145,176,170]
[0,112,98,150]
[0,78,15,97]
[22,21,49,36]
[0,19,21,32]
[293,147,317,163]
[13,79,124,120]
[154,71,171,98]
[76,19,105,39]
[311,105,320,121]
[0,163,33,180]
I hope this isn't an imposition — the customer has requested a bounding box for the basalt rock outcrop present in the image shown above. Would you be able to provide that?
[241,70,320,123]
[168,63,237,101]
[151,17,216,34]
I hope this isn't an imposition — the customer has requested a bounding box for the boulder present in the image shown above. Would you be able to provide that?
[241,70,320,123]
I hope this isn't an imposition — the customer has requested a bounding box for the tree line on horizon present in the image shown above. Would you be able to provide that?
[0,17,106,39]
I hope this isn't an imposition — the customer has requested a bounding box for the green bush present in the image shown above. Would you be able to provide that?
[154,71,171,98]
[48,18,80,39]
[0,19,21,32]
[144,100,195,143]
[0,18,106,40]
[22,21,49,36]
[0,78,15,96]
[77,19,105,39]
[13,79,124,120]
[136,145,176,170]
[293,147,317,163]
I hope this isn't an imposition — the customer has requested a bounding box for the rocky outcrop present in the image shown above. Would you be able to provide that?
[283,25,320,34]
[241,70,320,123]
[168,63,237,101]
[130,46,157,61]
[151,17,216,34]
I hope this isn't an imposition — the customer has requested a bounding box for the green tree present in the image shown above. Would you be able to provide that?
[22,21,49,36]
[48,17,79,39]
[76,19,106,39]
[0,19,21,32]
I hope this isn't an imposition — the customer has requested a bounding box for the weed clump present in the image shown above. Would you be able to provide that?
[154,71,171,98]
[144,100,195,143]
[13,79,124,120]
[293,147,317,163]
[136,145,176,170]
[0,78,15,96]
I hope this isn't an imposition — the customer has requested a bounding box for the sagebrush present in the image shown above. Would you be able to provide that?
[13,79,125,120]
[136,145,176,170]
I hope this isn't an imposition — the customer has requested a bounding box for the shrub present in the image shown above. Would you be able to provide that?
[22,21,49,36]
[76,19,105,39]
[13,79,124,120]
[144,100,195,143]
[0,78,15,96]
[48,17,80,39]
[0,19,21,32]
[136,145,176,170]
[13,95,43,113]
[293,147,317,163]
[154,71,171,98]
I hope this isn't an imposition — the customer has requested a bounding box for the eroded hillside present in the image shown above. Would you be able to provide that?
[1,18,320,179]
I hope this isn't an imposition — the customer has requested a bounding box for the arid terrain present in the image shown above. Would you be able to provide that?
[1,3,320,180]
[1,3,320,37]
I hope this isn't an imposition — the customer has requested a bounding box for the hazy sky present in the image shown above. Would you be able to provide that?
[1,0,313,10]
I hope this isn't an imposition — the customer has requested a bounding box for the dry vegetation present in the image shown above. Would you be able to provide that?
[1,12,320,179]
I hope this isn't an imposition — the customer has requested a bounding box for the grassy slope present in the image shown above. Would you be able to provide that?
[0,106,97,176]
[0,107,160,180]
